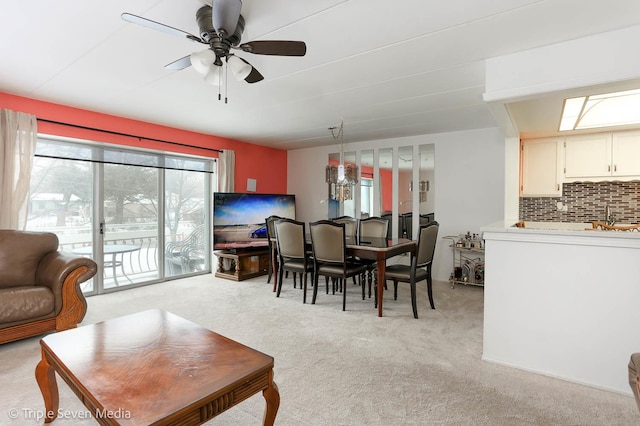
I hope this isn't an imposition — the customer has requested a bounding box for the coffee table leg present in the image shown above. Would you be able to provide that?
[262,371,280,426]
[35,351,59,423]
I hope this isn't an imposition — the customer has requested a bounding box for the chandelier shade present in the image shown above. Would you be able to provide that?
[326,163,358,201]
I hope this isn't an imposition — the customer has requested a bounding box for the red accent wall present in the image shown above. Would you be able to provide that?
[380,169,392,213]
[0,92,287,193]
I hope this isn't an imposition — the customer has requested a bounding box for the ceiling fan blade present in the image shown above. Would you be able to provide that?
[245,67,264,83]
[238,40,306,56]
[165,55,192,70]
[234,56,263,83]
[121,13,206,44]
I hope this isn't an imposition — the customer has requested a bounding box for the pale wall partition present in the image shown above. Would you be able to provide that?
[483,224,640,395]
[287,127,506,282]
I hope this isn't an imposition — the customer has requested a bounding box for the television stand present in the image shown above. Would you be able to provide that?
[215,248,270,281]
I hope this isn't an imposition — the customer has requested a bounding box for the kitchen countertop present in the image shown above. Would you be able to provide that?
[481,220,640,243]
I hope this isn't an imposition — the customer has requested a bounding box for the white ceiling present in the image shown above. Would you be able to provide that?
[3,1,640,150]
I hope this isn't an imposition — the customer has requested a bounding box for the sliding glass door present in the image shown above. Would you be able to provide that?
[101,163,160,289]
[26,137,214,295]
[27,155,95,293]
[165,168,208,278]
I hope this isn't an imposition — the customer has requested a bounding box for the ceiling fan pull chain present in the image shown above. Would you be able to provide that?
[218,61,224,101]
[225,60,229,104]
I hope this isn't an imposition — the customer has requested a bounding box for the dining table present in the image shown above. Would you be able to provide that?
[272,235,416,317]
[346,236,416,317]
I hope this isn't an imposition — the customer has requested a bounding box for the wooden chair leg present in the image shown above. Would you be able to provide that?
[427,265,435,309]
[343,278,347,311]
[312,274,320,304]
[302,272,308,304]
[410,280,418,319]
[276,267,285,297]
[393,280,399,300]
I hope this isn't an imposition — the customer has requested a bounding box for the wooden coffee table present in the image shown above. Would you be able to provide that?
[35,309,279,425]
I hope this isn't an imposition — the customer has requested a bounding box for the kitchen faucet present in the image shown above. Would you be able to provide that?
[605,205,616,226]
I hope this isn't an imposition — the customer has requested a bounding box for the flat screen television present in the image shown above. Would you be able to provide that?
[213,192,296,250]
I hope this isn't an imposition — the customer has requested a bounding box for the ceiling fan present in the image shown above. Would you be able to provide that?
[121,0,306,88]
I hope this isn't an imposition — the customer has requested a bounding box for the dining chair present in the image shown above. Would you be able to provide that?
[420,213,435,226]
[309,220,368,311]
[274,218,313,303]
[380,212,393,240]
[265,215,283,286]
[357,217,389,299]
[332,215,359,288]
[384,221,439,319]
[332,216,358,238]
[401,212,413,239]
[359,217,388,239]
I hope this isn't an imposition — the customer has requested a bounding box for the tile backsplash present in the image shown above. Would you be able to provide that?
[520,181,640,223]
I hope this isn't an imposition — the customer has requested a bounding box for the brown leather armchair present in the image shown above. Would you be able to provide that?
[0,230,97,344]
[629,353,640,412]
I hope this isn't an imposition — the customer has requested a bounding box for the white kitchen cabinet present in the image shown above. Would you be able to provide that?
[564,134,611,179]
[612,130,640,176]
[520,138,562,196]
[564,130,640,179]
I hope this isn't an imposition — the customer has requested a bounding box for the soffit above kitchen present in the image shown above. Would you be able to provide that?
[3,1,640,150]
[506,78,640,140]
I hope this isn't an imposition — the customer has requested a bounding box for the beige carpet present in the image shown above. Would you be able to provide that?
[0,273,637,425]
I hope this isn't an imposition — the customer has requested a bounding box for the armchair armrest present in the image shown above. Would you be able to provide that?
[35,251,97,329]
[630,353,640,412]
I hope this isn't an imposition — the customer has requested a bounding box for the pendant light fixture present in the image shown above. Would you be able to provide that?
[325,120,358,202]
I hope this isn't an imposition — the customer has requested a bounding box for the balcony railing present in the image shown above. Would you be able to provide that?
[50,224,202,290]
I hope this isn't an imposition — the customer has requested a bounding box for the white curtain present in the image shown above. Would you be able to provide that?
[0,109,38,229]
[218,149,235,192]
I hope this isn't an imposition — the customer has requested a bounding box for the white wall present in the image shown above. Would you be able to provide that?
[484,24,640,103]
[287,127,506,282]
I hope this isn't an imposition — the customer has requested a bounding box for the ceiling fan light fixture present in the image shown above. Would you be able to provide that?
[212,0,242,38]
[204,65,222,86]
[227,55,251,81]
[190,49,215,74]
[121,3,306,91]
